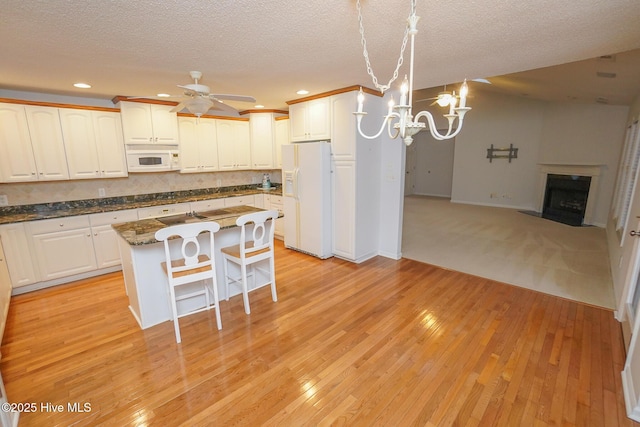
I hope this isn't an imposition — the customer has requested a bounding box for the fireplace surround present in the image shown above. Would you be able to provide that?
[536,164,602,226]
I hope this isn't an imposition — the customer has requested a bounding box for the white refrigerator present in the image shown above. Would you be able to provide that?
[282,141,332,259]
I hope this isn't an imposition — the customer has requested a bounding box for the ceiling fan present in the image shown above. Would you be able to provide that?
[415,79,489,106]
[133,71,256,117]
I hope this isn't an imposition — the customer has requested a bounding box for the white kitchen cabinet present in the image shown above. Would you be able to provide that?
[60,109,128,179]
[25,106,70,180]
[0,223,39,288]
[0,103,38,182]
[137,202,191,219]
[0,240,12,339]
[274,117,290,169]
[217,119,251,170]
[224,195,255,207]
[250,113,275,169]
[120,101,179,145]
[28,216,97,281]
[190,198,225,212]
[268,194,284,239]
[0,103,69,182]
[89,210,138,269]
[178,117,219,173]
[289,97,331,142]
[330,90,382,263]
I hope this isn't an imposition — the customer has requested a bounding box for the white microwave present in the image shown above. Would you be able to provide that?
[126,150,179,172]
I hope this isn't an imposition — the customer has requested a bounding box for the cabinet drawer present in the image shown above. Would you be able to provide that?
[190,198,225,212]
[224,195,255,207]
[269,195,283,206]
[137,202,191,219]
[89,209,139,227]
[28,215,90,234]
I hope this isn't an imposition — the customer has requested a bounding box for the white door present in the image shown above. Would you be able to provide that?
[623,222,640,329]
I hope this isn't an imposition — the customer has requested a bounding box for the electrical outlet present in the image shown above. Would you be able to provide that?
[0,195,7,206]
[490,192,498,199]
[98,188,106,197]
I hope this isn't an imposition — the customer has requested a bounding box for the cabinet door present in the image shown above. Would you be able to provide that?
[150,104,179,144]
[24,106,69,180]
[59,109,101,179]
[179,117,218,173]
[308,98,331,140]
[0,103,38,182]
[32,228,97,280]
[289,103,307,142]
[331,92,357,161]
[250,113,274,169]
[92,225,122,268]
[92,111,128,177]
[274,118,289,169]
[0,223,39,287]
[120,102,154,144]
[178,117,201,173]
[332,161,356,260]
[217,120,251,170]
[235,121,251,169]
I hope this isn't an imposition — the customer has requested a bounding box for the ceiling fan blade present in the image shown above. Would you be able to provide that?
[210,99,240,116]
[210,93,256,103]
[170,102,187,113]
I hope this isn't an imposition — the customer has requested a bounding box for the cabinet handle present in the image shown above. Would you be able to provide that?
[87,234,91,238]
[94,233,98,236]
[59,224,64,227]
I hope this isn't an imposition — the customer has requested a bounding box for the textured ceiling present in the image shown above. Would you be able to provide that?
[2,0,640,111]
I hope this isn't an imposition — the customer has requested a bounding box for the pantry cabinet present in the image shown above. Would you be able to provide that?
[217,119,251,170]
[120,101,179,145]
[60,109,128,179]
[0,103,69,182]
[178,117,219,173]
[289,97,331,142]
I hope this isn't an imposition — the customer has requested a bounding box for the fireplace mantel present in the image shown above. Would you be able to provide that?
[536,164,603,225]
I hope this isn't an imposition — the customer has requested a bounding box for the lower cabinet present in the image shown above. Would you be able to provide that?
[89,210,138,269]
[0,223,39,288]
[28,216,97,281]
[267,194,284,239]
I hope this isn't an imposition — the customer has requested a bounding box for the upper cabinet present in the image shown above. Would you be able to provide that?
[178,117,219,173]
[119,101,179,145]
[274,117,290,169]
[289,97,331,142]
[250,113,275,169]
[0,103,69,182]
[60,109,128,179]
[217,119,251,170]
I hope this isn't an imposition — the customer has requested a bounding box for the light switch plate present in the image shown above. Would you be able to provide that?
[0,195,8,206]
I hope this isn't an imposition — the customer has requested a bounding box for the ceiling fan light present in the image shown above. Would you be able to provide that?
[436,96,451,107]
[186,97,213,117]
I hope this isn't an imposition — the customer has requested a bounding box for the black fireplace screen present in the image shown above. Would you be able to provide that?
[542,174,591,226]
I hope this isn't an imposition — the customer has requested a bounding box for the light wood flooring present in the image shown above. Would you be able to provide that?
[1,241,636,426]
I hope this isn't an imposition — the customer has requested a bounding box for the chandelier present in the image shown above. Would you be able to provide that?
[353,0,471,146]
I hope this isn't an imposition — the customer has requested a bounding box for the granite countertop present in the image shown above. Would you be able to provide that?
[0,185,282,225]
[112,205,267,246]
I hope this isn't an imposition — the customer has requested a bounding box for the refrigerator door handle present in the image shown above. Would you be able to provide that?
[293,167,300,201]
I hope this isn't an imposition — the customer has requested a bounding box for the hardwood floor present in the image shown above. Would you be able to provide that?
[1,241,637,426]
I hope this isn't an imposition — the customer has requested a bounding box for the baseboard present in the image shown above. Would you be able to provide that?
[449,198,533,211]
[378,250,402,260]
[11,266,122,295]
[622,366,640,421]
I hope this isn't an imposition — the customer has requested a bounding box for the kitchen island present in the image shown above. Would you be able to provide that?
[113,205,276,330]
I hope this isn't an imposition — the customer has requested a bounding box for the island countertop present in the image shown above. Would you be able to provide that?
[112,205,273,246]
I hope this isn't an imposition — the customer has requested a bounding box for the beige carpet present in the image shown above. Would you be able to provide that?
[401,195,615,309]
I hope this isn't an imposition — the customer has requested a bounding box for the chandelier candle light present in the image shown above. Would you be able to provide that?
[354,0,471,146]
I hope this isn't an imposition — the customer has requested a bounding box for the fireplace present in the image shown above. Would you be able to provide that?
[542,174,591,226]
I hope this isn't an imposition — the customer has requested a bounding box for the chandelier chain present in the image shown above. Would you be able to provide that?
[356,0,416,93]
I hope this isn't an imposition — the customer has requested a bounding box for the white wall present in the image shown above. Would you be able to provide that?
[448,90,628,224]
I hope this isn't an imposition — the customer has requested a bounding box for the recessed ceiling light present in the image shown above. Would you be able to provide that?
[255,105,265,109]
[157,93,171,97]
[73,83,91,89]
[297,90,309,95]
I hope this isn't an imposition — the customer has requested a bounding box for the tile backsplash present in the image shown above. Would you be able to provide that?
[0,170,281,206]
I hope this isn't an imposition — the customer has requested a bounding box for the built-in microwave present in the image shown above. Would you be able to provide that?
[126,149,180,172]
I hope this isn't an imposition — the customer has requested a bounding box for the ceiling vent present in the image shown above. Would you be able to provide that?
[595,97,609,104]
[598,54,616,62]
[596,71,617,78]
